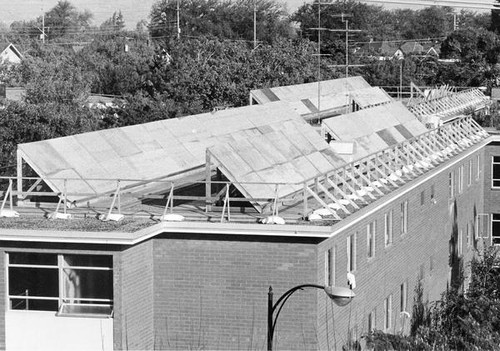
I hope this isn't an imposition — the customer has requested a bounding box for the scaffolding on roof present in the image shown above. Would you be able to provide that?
[303,116,488,221]
[407,88,489,126]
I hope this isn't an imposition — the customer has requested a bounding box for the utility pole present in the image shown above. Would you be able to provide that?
[42,13,45,44]
[343,15,348,78]
[253,0,257,49]
[176,0,180,39]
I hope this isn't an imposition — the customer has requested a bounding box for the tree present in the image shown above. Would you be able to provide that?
[44,0,93,39]
[439,28,500,86]
[149,0,290,43]
[364,247,500,350]
[77,35,154,95]
[20,55,92,104]
[100,11,125,32]
[491,0,500,34]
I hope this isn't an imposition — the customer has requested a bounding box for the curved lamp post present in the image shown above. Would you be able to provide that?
[267,284,355,351]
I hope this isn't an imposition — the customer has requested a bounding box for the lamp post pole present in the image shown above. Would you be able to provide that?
[267,284,355,351]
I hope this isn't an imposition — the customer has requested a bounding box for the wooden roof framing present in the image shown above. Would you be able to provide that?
[408,88,489,123]
[304,116,488,220]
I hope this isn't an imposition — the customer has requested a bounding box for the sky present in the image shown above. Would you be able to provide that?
[0,0,491,29]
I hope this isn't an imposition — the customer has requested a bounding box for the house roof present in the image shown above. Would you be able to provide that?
[0,42,23,61]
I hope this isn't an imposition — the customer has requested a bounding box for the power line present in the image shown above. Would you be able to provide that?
[361,0,499,10]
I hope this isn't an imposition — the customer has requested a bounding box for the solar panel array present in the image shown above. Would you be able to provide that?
[208,119,345,205]
[18,102,313,203]
[251,76,369,99]
[250,78,392,116]
[322,102,428,160]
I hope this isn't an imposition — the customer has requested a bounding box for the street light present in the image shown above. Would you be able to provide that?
[267,284,355,351]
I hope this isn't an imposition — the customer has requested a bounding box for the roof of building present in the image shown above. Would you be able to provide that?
[322,101,428,160]
[0,42,23,61]
[17,101,318,205]
[207,118,344,209]
[5,80,491,233]
[249,76,371,104]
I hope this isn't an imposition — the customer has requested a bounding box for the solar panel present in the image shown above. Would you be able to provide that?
[322,102,427,160]
[18,101,307,204]
[208,119,344,210]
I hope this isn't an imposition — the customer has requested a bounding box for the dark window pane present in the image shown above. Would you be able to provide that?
[9,253,57,266]
[63,255,112,268]
[10,298,58,311]
[493,221,500,240]
[9,267,58,297]
[493,156,500,163]
[63,269,113,300]
[493,165,500,181]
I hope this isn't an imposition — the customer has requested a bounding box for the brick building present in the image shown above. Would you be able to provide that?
[0,80,496,350]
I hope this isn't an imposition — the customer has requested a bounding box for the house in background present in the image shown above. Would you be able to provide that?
[0,43,23,65]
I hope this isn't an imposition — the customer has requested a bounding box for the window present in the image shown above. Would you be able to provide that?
[7,253,113,317]
[458,165,464,194]
[492,156,500,188]
[367,221,376,259]
[400,200,408,235]
[325,248,335,286]
[492,214,500,245]
[429,255,434,274]
[368,309,376,332]
[384,295,393,331]
[467,160,472,186]
[420,190,425,206]
[449,172,455,198]
[347,234,356,272]
[430,185,435,203]
[400,282,408,313]
[458,229,463,255]
[466,222,472,248]
[477,155,480,181]
[384,210,393,247]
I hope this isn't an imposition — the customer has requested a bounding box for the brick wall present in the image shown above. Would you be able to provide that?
[117,240,155,350]
[483,142,500,218]
[151,238,317,350]
[316,149,484,350]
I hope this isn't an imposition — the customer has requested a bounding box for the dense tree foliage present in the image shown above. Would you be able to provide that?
[364,248,500,350]
[149,0,290,43]
[0,0,499,170]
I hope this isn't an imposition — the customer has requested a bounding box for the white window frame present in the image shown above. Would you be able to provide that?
[400,281,408,313]
[400,200,408,235]
[458,229,463,255]
[492,214,500,245]
[6,252,113,317]
[492,156,500,188]
[449,172,455,198]
[458,165,464,194]
[368,309,376,332]
[468,159,472,187]
[384,295,393,331]
[325,248,335,286]
[476,154,480,181]
[347,234,356,272]
[367,221,376,259]
[384,210,393,247]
